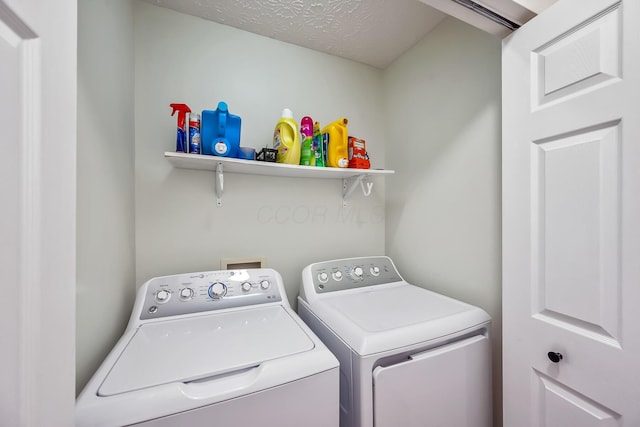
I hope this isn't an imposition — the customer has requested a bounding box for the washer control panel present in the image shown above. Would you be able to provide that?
[309,256,402,294]
[139,269,282,320]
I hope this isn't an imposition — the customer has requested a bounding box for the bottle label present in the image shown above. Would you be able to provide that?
[215,141,228,155]
[273,129,282,150]
[189,123,201,154]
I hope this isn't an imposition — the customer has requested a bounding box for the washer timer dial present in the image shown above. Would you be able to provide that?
[208,282,227,299]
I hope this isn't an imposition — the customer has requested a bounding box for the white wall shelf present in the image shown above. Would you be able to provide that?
[165,151,394,207]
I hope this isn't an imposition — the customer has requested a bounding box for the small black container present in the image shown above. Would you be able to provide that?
[256,148,277,162]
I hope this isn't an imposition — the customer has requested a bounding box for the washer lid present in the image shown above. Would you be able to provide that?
[311,283,490,355]
[98,306,314,396]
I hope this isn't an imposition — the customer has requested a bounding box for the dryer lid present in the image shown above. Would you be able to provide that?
[98,305,314,396]
[311,283,490,355]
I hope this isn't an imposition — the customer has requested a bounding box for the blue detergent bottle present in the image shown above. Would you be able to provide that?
[201,102,241,157]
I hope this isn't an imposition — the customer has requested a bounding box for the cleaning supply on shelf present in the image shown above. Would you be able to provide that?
[322,118,349,168]
[299,116,314,166]
[313,121,325,167]
[169,103,191,153]
[188,112,201,154]
[273,108,301,165]
[256,147,277,162]
[238,147,255,160]
[348,136,371,169]
[201,101,241,157]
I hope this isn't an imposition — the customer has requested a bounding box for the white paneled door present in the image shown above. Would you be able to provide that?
[0,0,76,425]
[503,0,640,425]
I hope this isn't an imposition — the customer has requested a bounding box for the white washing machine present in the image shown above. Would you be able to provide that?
[298,256,492,427]
[76,268,339,427]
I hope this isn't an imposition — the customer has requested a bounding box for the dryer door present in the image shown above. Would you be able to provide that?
[372,334,491,427]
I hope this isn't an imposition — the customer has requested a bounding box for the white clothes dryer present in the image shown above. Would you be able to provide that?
[76,268,339,427]
[298,256,492,427]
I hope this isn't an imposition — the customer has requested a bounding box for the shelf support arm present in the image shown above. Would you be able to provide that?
[343,174,371,207]
[216,162,224,207]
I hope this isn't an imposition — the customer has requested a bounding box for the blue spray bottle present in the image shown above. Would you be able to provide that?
[170,103,192,152]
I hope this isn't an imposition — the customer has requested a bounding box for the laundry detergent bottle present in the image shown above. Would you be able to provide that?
[299,116,314,166]
[273,108,301,165]
[322,117,349,168]
[201,101,241,157]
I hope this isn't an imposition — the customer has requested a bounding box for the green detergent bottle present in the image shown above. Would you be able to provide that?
[313,121,324,167]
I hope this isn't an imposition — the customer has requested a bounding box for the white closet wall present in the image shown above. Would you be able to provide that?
[383,17,502,425]
[76,0,136,394]
[133,1,386,301]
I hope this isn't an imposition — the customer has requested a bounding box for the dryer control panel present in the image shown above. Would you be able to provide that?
[307,256,402,294]
[138,269,283,320]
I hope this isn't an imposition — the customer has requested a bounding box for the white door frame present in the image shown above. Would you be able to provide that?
[0,0,76,425]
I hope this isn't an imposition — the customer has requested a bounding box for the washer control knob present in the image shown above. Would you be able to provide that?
[208,282,227,299]
[318,272,329,283]
[350,267,364,280]
[370,266,380,276]
[332,271,343,281]
[241,282,252,292]
[179,288,194,300]
[260,280,271,290]
[156,290,170,303]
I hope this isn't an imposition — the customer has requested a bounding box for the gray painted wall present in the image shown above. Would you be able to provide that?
[76,0,135,393]
[383,17,503,425]
[133,1,387,307]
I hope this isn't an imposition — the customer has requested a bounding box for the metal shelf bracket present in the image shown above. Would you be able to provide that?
[342,174,372,207]
[215,162,224,207]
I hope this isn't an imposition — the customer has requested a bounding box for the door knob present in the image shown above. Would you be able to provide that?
[547,352,563,363]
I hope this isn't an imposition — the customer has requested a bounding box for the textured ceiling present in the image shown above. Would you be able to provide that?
[142,0,447,69]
